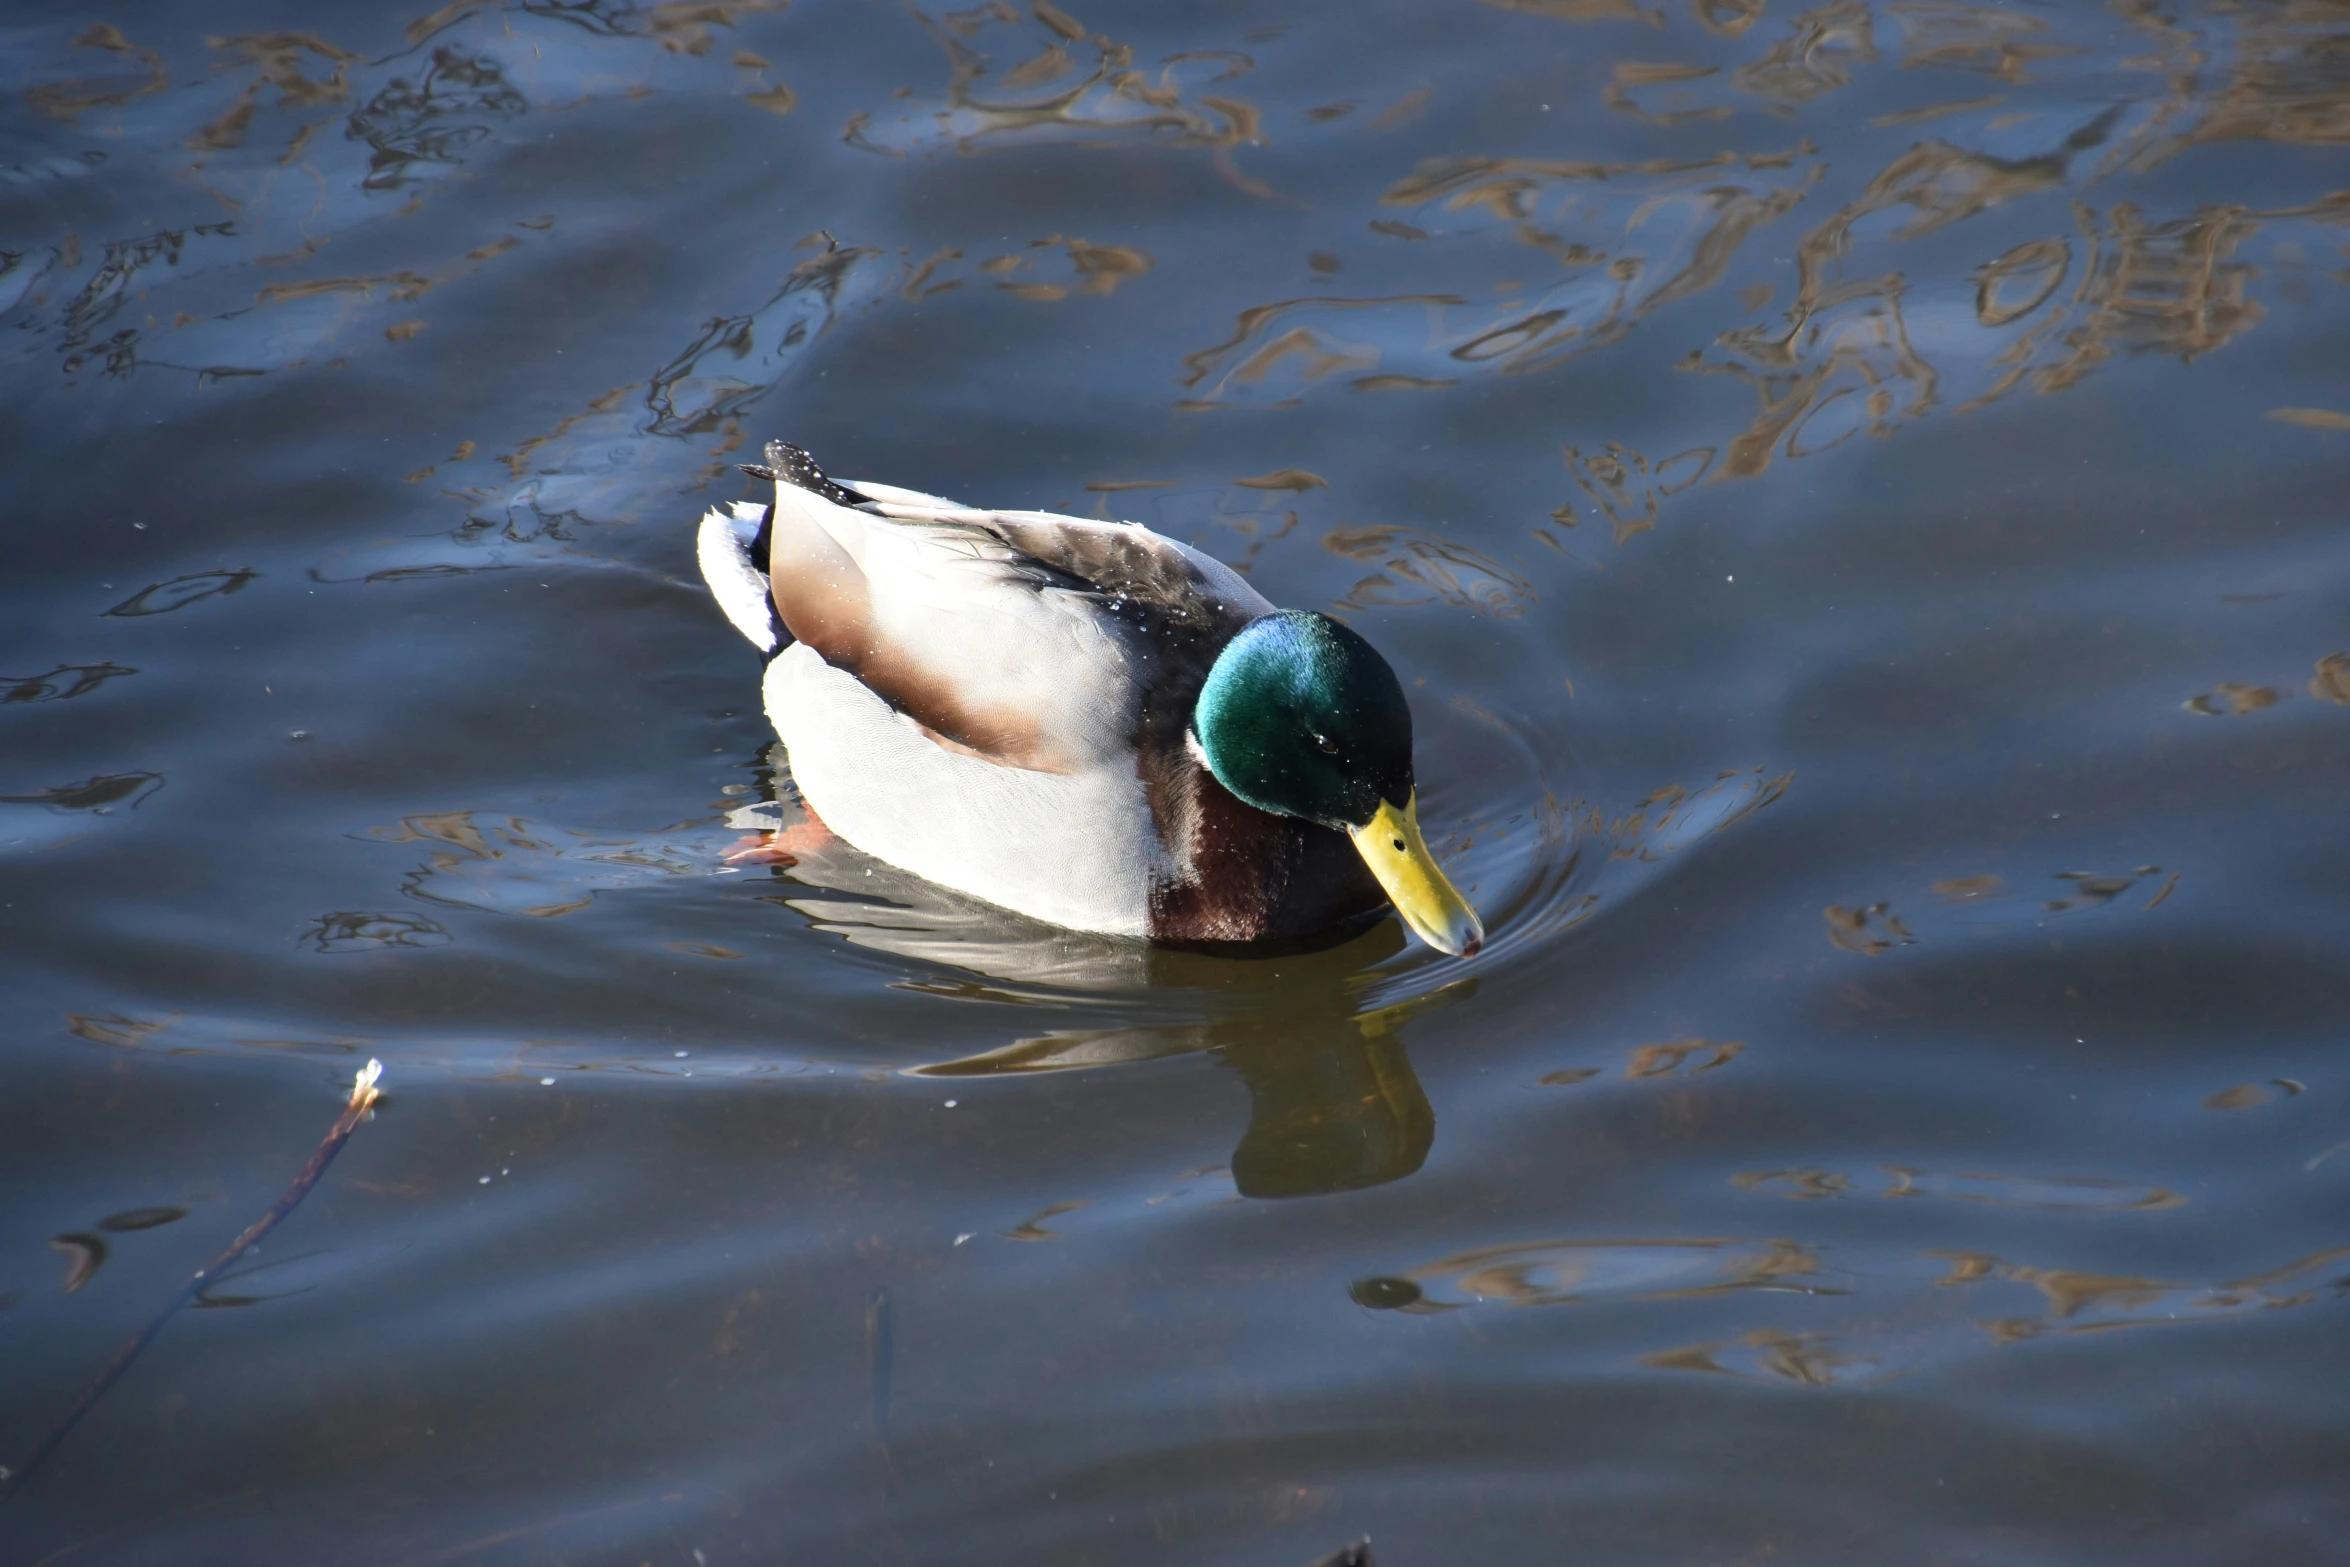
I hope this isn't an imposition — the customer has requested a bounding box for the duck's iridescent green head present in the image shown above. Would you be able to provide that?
[1193,610,1412,832]
[1193,610,1482,956]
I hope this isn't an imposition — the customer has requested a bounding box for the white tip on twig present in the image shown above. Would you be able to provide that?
[350,1059,385,1109]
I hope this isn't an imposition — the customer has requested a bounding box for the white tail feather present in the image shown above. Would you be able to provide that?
[698,503,779,652]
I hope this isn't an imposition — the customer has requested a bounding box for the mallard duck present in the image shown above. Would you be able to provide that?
[697,441,1480,956]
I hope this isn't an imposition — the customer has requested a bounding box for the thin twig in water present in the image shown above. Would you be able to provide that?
[0,1061,386,1505]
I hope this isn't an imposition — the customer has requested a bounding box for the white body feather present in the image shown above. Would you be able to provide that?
[760,646,1159,934]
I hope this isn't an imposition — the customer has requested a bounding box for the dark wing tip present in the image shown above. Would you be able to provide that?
[762,439,875,508]
[738,463,780,481]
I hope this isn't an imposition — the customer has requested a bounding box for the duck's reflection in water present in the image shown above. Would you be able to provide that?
[731,780,1450,1198]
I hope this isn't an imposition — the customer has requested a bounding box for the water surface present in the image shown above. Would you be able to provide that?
[4,0,2349,1561]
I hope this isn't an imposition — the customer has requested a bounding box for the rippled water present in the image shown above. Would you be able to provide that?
[4,1,2348,1561]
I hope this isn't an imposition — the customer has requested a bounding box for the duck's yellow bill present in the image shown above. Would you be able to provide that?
[1349,795,1483,958]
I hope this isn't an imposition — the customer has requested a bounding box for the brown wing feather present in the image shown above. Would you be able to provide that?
[765,506,1076,773]
[847,504,1268,778]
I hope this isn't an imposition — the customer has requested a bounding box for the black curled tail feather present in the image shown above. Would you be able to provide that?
[738,440,874,508]
[750,502,775,598]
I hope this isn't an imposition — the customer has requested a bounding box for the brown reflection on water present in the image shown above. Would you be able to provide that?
[1172,143,1822,405]
[1696,0,1768,38]
[414,238,873,537]
[2119,0,2350,168]
[1832,864,2180,946]
[2043,867,2163,912]
[21,0,2339,623]
[13,2,804,401]
[1351,1228,2343,1383]
[847,0,1272,186]
[2205,1077,2304,1113]
[437,211,1142,528]
[1733,1165,2184,1210]
[2270,405,2350,430]
[1500,0,2060,121]
[404,0,787,54]
[1692,131,2084,474]
[1430,757,1780,959]
[1357,1234,1837,1311]
[347,45,527,190]
[1,663,138,704]
[1002,1200,1088,1242]
[300,910,455,953]
[1590,768,1794,863]
[2184,656,2350,714]
[1824,901,1913,955]
[1378,144,1816,345]
[1972,235,2067,325]
[367,810,706,918]
[1733,0,1879,108]
[64,1011,171,1049]
[192,34,356,154]
[1979,1246,2350,1342]
[13,0,2346,551]
[1605,61,1732,129]
[1558,441,1714,544]
[1626,1038,1744,1078]
[26,25,168,125]
[103,569,257,618]
[62,206,540,384]
[1232,468,1328,493]
[1556,179,2341,542]
[1490,0,2350,178]
[1324,524,1537,618]
[1893,0,2077,83]
[0,771,164,811]
[2183,680,2281,716]
[2011,200,2271,396]
[1176,294,1465,408]
[1639,1327,1882,1386]
[1481,0,1654,23]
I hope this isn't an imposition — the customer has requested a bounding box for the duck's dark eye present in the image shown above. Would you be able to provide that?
[1314,734,1339,755]
[1392,837,1406,852]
